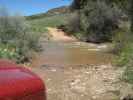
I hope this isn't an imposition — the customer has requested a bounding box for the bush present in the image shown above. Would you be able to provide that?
[118,43,133,83]
[0,7,40,63]
[123,64,133,84]
[113,30,133,83]
[60,12,81,35]
[80,1,121,43]
[0,44,19,61]
[114,42,133,66]
[112,20,132,65]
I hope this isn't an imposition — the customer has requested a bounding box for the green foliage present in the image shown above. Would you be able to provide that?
[71,0,133,84]
[80,1,121,42]
[0,7,40,63]
[70,0,129,43]
[105,0,128,9]
[121,45,133,83]
[28,14,69,33]
[72,0,128,10]
[113,30,133,83]
[0,44,19,61]
[60,12,81,35]
[115,43,133,66]
[123,66,133,84]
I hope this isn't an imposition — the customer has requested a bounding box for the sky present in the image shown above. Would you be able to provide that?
[0,0,72,16]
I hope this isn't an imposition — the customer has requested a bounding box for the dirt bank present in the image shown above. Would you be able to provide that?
[47,27,77,42]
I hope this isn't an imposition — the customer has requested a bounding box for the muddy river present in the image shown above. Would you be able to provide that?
[32,41,113,67]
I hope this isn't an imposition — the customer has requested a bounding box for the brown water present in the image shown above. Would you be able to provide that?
[31,41,113,67]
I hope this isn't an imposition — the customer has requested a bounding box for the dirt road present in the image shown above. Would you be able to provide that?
[47,27,77,41]
[30,28,133,100]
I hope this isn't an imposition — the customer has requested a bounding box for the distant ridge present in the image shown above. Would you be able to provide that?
[26,6,70,20]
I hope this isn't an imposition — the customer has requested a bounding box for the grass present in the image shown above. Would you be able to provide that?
[114,33,133,84]
[112,28,133,84]
[115,44,133,66]
[0,43,19,61]
[121,43,133,84]
[28,13,70,33]
[123,66,133,84]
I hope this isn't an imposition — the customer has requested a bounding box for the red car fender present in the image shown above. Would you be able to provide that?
[0,60,46,100]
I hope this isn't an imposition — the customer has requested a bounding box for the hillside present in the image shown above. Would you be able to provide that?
[27,6,72,35]
[26,6,70,20]
[28,13,70,34]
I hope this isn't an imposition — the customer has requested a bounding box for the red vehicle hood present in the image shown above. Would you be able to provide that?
[0,60,45,98]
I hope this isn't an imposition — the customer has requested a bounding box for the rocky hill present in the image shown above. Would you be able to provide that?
[26,6,70,20]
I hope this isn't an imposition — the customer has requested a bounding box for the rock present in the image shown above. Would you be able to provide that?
[51,69,56,72]
[86,34,103,43]
[71,85,86,93]
[92,95,97,99]
[122,95,133,100]
[97,45,107,49]
[70,79,80,86]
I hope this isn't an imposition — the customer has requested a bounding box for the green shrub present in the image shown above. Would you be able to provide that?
[112,25,133,64]
[123,65,133,84]
[115,43,133,66]
[113,30,133,83]
[0,44,19,61]
[80,1,121,42]
[62,12,81,35]
[0,7,41,63]
[121,47,133,83]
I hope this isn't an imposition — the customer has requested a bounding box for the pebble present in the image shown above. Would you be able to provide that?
[51,69,56,72]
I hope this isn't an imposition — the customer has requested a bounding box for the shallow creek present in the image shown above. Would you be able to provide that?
[31,41,113,67]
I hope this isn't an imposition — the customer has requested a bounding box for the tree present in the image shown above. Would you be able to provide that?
[129,0,133,32]
[0,7,40,63]
[71,0,80,9]
[80,1,121,42]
